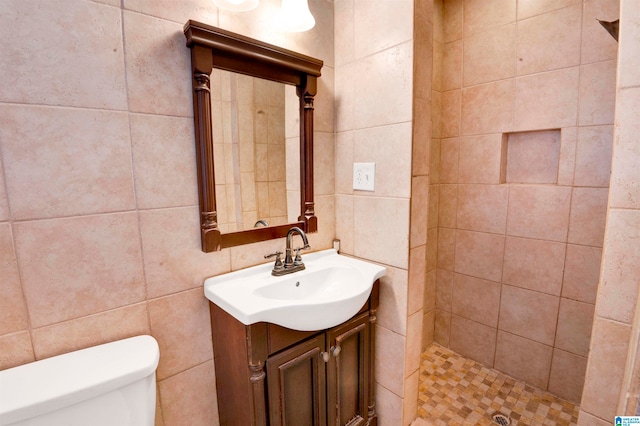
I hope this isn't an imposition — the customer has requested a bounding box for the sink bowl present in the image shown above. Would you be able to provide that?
[204,249,386,331]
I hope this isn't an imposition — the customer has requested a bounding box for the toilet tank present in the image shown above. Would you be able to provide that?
[0,335,159,426]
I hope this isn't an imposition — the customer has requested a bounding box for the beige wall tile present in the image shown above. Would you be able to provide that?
[562,244,603,304]
[558,127,578,186]
[516,4,582,76]
[434,309,451,346]
[406,312,424,376]
[581,318,631,421]
[130,114,198,209]
[376,383,403,426]
[334,0,354,66]
[463,0,516,36]
[148,289,213,380]
[595,209,640,324]
[498,285,559,345]
[514,67,579,131]
[0,332,34,370]
[422,309,435,350]
[124,0,217,24]
[31,303,150,360]
[456,184,508,234]
[506,185,571,242]
[463,24,515,86]
[443,0,463,42]
[0,105,135,220]
[577,410,611,426]
[574,126,614,188]
[609,88,640,209]
[555,299,595,357]
[14,213,145,328]
[517,0,581,20]
[0,162,9,222]
[454,230,505,282]
[354,42,413,129]
[0,223,28,335]
[314,132,335,196]
[505,130,560,184]
[426,228,439,276]
[354,196,410,269]
[335,62,356,132]
[158,361,218,426]
[436,269,454,311]
[335,195,354,255]
[408,246,427,315]
[461,80,514,136]
[403,369,420,425]
[427,185,439,230]
[458,134,504,184]
[413,100,433,175]
[437,227,456,270]
[439,138,459,184]
[581,0,620,65]
[315,66,336,134]
[354,123,412,198]
[424,270,437,311]
[578,60,617,126]
[414,25,434,103]
[502,236,566,296]
[568,187,609,247]
[494,331,552,389]
[139,207,231,299]
[442,40,462,91]
[378,266,409,336]
[442,91,462,138]
[618,1,640,88]
[376,325,406,397]
[0,0,127,109]
[450,315,497,367]
[438,185,457,229]
[452,273,501,327]
[123,12,192,116]
[353,0,413,59]
[335,131,355,195]
[548,349,588,404]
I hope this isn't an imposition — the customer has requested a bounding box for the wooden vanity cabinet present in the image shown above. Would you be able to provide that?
[209,280,380,426]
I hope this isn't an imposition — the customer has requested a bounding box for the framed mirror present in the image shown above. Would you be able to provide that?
[184,21,323,252]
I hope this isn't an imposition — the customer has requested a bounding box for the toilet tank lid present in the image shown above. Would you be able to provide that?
[0,335,159,426]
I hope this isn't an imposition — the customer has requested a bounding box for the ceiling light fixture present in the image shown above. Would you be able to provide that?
[279,0,315,32]
[213,0,259,12]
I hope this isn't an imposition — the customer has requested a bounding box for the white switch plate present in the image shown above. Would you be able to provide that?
[353,162,375,191]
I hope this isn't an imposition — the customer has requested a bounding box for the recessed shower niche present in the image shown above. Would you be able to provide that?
[503,129,561,184]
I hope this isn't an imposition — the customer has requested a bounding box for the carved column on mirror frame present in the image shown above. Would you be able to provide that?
[193,71,222,251]
[298,77,317,233]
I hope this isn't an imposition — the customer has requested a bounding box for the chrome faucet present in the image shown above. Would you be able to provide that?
[265,226,310,276]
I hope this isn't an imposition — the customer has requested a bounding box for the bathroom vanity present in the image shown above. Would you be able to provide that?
[209,280,379,426]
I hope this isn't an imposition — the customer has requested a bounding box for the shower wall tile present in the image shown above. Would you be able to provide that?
[0,332,34,370]
[494,331,553,389]
[506,185,571,242]
[548,349,588,404]
[158,361,218,426]
[463,24,516,86]
[408,246,427,315]
[426,228,439,271]
[413,99,432,176]
[403,369,420,425]
[439,138,459,184]
[454,230,505,282]
[438,185,457,228]
[0,106,135,220]
[463,0,516,36]
[441,90,462,138]
[517,0,581,20]
[498,285,559,346]
[618,9,640,88]
[461,79,514,135]
[449,315,497,367]
[557,127,578,186]
[422,309,435,350]
[505,130,560,185]
[138,207,231,299]
[568,187,609,247]
[609,88,640,209]
[456,184,508,234]
[424,270,437,312]
[427,185,439,229]
[0,223,28,336]
[434,309,451,347]
[574,126,614,188]
[437,226,456,270]
[376,325,406,397]
[376,383,403,426]
[562,244,603,304]
[14,213,145,328]
[581,0,620,65]
[502,236,566,296]
[406,312,424,375]
[443,0,463,42]
[555,298,595,357]
[31,302,150,360]
[516,4,582,76]
[451,273,501,327]
[442,40,462,91]
[436,269,454,311]
[514,67,579,131]
[458,134,504,184]
[148,288,213,381]
[0,0,127,110]
[123,12,192,117]
[578,60,617,126]
[0,162,8,222]
[377,266,409,336]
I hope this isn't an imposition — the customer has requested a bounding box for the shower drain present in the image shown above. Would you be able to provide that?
[491,412,512,426]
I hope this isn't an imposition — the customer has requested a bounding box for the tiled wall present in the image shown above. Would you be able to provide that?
[0,1,335,425]
[578,0,640,423]
[432,0,619,404]
[333,0,417,424]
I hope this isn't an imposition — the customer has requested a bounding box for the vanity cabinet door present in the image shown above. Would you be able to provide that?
[266,334,327,426]
[326,313,370,426]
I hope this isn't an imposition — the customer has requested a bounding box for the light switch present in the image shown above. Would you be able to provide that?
[353,163,375,191]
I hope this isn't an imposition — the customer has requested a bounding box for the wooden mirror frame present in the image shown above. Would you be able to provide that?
[184,21,323,252]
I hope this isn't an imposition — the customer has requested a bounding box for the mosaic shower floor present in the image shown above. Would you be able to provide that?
[418,344,580,426]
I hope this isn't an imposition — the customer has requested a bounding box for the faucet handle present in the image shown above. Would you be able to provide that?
[265,251,284,270]
[293,245,310,266]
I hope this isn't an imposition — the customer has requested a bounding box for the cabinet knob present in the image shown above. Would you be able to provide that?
[321,351,330,362]
[331,345,341,357]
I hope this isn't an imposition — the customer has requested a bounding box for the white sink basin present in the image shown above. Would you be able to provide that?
[204,249,386,331]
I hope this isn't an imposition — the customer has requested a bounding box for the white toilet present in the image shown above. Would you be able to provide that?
[0,335,159,426]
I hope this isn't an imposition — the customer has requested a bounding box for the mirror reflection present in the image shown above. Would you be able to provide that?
[210,69,301,232]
